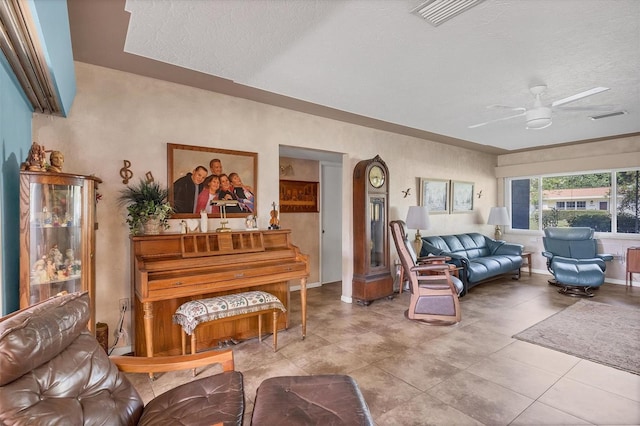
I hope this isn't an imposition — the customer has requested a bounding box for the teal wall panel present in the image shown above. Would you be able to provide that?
[1,55,33,315]
[0,0,76,314]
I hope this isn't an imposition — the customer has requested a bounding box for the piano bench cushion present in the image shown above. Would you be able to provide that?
[173,291,286,335]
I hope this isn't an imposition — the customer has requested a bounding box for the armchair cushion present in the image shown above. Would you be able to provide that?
[139,371,244,425]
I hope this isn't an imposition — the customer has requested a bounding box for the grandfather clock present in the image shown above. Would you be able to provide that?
[352,155,393,305]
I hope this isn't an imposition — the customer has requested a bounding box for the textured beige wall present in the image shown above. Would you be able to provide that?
[496,135,640,177]
[31,62,498,347]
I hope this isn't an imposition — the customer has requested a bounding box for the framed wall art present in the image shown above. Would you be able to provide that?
[279,180,319,213]
[451,180,474,213]
[419,178,449,214]
[167,143,257,218]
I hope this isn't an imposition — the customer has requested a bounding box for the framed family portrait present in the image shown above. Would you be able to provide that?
[451,180,474,213]
[279,180,319,213]
[419,178,449,214]
[167,143,257,218]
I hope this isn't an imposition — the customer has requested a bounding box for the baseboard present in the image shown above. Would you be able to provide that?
[290,281,321,291]
[341,294,352,304]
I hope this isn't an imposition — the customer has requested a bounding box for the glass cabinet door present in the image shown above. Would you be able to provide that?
[20,171,100,331]
[369,196,386,269]
[27,181,83,304]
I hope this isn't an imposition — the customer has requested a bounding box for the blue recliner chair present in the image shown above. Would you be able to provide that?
[542,227,613,297]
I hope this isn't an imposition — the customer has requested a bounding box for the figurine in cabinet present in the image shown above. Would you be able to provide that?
[65,249,75,267]
[46,260,55,281]
[49,245,63,269]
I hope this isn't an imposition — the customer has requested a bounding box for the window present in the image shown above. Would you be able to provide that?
[509,169,639,234]
[617,170,640,233]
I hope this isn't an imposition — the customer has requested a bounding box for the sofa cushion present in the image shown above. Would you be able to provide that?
[467,255,523,283]
[423,233,492,260]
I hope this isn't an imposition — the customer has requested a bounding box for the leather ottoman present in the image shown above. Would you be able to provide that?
[251,375,374,425]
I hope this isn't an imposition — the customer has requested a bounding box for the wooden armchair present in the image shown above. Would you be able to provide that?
[390,220,462,324]
[393,219,457,293]
[0,292,244,425]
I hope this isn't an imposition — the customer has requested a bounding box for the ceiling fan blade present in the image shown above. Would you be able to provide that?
[555,105,616,112]
[551,87,610,107]
[468,111,526,129]
[487,105,526,111]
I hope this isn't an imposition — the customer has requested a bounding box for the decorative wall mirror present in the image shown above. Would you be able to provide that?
[167,143,258,218]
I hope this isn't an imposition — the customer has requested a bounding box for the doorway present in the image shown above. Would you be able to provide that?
[279,146,343,289]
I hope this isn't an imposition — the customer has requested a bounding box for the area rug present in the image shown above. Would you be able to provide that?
[513,299,640,375]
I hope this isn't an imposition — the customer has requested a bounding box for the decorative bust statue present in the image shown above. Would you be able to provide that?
[48,151,64,173]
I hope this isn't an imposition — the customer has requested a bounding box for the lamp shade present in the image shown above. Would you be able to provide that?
[406,206,431,230]
[487,207,510,225]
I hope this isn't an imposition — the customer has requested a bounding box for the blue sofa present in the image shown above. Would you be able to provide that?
[420,233,523,295]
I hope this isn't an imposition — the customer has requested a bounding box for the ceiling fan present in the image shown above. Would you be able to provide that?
[469,85,613,130]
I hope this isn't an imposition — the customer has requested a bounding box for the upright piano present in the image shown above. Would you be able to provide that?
[130,229,309,357]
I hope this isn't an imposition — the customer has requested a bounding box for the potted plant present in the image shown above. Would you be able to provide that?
[118,179,173,235]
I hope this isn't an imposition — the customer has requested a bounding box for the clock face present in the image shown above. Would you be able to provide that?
[368,165,385,188]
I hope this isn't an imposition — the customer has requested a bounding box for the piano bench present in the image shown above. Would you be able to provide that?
[173,291,286,374]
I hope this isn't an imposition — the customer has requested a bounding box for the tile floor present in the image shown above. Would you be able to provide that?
[127,274,640,425]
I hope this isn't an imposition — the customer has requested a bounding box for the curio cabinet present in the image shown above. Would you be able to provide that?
[19,171,101,331]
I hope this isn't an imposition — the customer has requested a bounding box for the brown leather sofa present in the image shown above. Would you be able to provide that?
[0,292,244,425]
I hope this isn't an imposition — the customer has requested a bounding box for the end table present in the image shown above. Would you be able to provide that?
[521,252,532,276]
[627,247,640,287]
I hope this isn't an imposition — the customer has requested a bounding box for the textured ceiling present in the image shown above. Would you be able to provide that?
[67,0,640,153]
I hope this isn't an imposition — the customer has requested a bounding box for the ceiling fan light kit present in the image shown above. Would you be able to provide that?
[526,107,552,129]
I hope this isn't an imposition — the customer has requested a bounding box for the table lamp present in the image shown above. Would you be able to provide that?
[406,206,431,255]
[487,206,510,240]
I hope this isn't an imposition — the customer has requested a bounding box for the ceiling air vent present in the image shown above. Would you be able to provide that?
[411,0,485,27]
[589,111,627,120]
